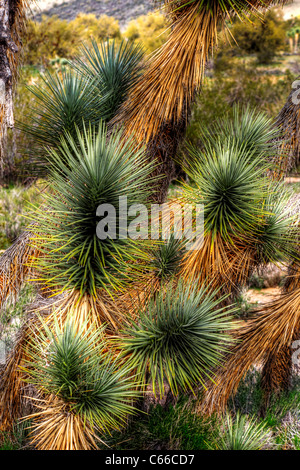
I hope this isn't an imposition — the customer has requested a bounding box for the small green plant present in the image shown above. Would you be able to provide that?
[210,411,273,450]
[0,184,43,249]
[234,292,256,319]
[248,273,265,289]
[0,420,31,450]
[23,318,141,449]
[119,280,236,397]
[100,396,219,450]
[228,368,264,416]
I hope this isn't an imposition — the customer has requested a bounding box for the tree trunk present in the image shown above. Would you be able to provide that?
[0,0,19,179]
[295,33,299,54]
[260,325,300,414]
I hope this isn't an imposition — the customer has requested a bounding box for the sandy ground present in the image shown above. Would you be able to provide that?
[246,287,281,306]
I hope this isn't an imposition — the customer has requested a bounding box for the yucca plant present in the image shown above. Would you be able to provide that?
[22,318,140,450]
[27,123,158,329]
[178,111,299,297]
[18,70,108,173]
[112,0,288,201]
[30,122,155,296]
[1,38,146,307]
[210,411,272,450]
[72,38,144,122]
[183,141,269,242]
[18,39,144,174]
[252,183,298,266]
[195,105,283,166]
[149,234,186,283]
[118,280,236,398]
[179,140,269,295]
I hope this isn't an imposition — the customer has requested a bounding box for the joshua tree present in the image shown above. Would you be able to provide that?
[112,0,290,202]
[0,0,292,448]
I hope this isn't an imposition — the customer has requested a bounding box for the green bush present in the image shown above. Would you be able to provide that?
[123,12,169,53]
[225,9,287,64]
[23,14,122,66]
[209,411,273,450]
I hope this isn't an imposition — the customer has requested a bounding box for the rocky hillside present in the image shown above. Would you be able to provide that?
[32,0,300,26]
[33,0,155,28]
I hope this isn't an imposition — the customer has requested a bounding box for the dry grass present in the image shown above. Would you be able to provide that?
[24,395,101,450]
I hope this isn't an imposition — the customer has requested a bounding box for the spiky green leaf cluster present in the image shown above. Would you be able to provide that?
[253,183,299,265]
[183,141,269,241]
[197,105,282,163]
[24,319,139,433]
[73,38,144,122]
[19,39,144,173]
[18,70,106,167]
[181,107,299,265]
[210,411,272,450]
[30,123,157,296]
[119,280,236,397]
[150,234,185,282]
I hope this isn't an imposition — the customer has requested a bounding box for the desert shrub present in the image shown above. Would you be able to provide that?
[0,182,43,249]
[0,284,36,354]
[0,420,32,450]
[23,15,80,66]
[70,12,121,42]
[233,291,255,319]
[229,368,300,424]
[186,68,295,147]
[23,14,121,66]
[225,9,287,64]
[1,67,47,185]
[123,12,169,53]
